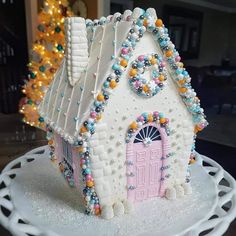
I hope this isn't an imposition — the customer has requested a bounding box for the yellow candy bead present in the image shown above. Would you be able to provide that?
[74,146,84,153]
[120,59,128,67]
[165,50,173,57]
[148,115,153,122]
[48,139,54,145]
[159,74,165,81]
[150,57,157,65]
[95,208,101,215]
[86,181,94,187]
[129,68,137,77]
[178,79,186,85]
[179,87,187,93]
[194,125,203,133]
[80,126,87,133]
[96,114,102,120]
[130,121,138,130]
[110,80,117,89]
[143,85,149,93]
[97,93,104,101]
[178,62,184,68]
[160,118,166,124]
[59,164,64,172]
[143,19,148,27]
[155,19,163,27]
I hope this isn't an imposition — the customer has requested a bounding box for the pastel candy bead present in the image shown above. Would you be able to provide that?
[165,50,173,57]
[138,116,144,122]
[130,121,138,129]
[120,59,128,67]
[112,64,120,70]
[121,48,128,54]
[175,55,181,62]
[160,61,166,67]
[90,112,97,118]
[86,174,92,180]
[153,111,159,117]
[138,55,145,61]
[179,87,188,93]
[155,19,163,27]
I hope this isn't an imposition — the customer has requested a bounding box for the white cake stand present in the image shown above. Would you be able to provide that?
[0,146,235,236]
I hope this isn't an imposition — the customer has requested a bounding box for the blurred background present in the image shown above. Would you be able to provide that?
[0,0,235,235]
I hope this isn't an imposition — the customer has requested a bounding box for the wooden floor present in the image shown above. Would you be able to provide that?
[0,113,235,235]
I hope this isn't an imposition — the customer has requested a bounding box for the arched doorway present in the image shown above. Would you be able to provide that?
[126,123,169,202]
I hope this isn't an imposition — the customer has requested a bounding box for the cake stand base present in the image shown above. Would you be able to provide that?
[0,146,235,236]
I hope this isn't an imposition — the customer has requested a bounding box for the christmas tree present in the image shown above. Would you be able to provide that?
[19,0,73,129]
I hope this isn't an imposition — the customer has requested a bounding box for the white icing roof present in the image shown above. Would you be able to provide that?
[38,8,206,144]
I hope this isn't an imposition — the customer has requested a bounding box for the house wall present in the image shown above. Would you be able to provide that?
[54,132,63,163]
[89,32,195,208]
[134,0,236,67]
[54,132,81,188]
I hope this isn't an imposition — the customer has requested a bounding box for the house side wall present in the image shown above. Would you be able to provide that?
[89,32,195,208]
[72,148,80,188]
[54,132,63,163]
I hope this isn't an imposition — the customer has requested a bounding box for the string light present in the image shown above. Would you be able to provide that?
[19,0,73,129]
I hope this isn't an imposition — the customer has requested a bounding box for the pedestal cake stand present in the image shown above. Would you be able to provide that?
[0,146,235,236]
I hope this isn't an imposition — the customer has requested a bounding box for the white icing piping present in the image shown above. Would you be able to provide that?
[63,85,75,132]
[93,25,106,98]
[74,71,88,134]
[88,26,96,56]
[39,60,63,117]
[49,62,66,125]
[45,60,65,120]
[55,80,69,126]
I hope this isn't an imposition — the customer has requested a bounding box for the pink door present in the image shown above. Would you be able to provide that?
[127,124,169,202]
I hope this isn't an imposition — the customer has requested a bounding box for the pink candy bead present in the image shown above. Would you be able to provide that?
[95,204,100,209]
[121,48,128,55]
[138,55,145,61]
[90,112,97,118]
[134,81,140,88]
[153,111,159,117]
[199,123,205,129]
[175,56,181,62]
[160,61,166,67]
[86,174,92,180]
[165,118,169,123]
[138,116,144,122]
